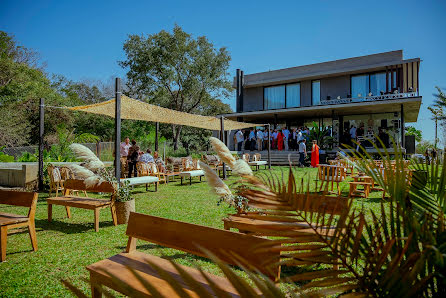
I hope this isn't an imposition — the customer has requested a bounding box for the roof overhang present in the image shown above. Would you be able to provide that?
[235,58,420,88]
[223,97,422,123]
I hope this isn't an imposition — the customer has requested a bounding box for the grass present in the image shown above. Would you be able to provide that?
[0,166,386,297]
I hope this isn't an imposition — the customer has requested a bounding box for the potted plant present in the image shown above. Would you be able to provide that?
[114,180,135,224]
[67,143,136,224]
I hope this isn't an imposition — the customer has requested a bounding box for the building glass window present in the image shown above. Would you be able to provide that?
[351,75,369,97]
[387,70,397,91]
[264,85,285,110]
[312,80,320,105]
[370,72,387,96]
[286,83,300,107]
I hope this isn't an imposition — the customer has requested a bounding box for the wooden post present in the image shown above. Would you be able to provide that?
[400,104,405,149]
[267,124,271,170]
[155,122,159,151]
[38,98,44,191]
[220,116,227,179]
[114,78,122,180]
[163,141,166,163]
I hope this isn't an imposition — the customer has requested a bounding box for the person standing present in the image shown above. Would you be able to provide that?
[277,130,284,151]
[243,129,250,150]
[349,125,357,141]
[235,129,244,151]
[127,140,140,178]
[282,127,290,151]
[290,128,297,151]
[249,128,256,151]
[272,129,278,150]
[256,129,264,151]
[299,139,307,167]
[311,140,320,168]
[263,129,269,151]
[120,137,131,158]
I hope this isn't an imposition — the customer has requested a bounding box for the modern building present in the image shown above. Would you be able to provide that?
[223,50,421,153]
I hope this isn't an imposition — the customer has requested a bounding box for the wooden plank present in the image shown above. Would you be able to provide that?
[125,212,280,280]
[0,213,29,226]
[0,190,36,207]
[47,197,111,209]
[87,251,242,297]
[64,179,114,193]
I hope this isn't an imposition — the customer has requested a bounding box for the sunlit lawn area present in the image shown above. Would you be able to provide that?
[0,166,385,297]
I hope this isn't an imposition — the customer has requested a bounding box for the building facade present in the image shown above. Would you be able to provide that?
[223,50,421,152]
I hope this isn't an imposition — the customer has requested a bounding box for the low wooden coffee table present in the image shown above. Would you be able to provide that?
[348,175,373,198]
[164,172,181,184]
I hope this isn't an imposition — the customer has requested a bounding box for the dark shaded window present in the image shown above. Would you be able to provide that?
[264,86,285,109]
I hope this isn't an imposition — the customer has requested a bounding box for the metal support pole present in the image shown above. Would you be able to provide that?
[155,122,159,151]
[114,78,122,180]
[38,98,44,191]
[220,116,227,179]
[400,104,405,149]
[267,124,271,170]
[163,141,166,163]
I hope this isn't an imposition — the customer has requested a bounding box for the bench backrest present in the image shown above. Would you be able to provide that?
[125,212,281,281]
[64,179,115,193]
[318,164,345,182]
[0,190,38,220]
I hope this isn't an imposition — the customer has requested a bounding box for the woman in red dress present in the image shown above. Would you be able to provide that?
[311,140,320,167]
[277,131,284,151]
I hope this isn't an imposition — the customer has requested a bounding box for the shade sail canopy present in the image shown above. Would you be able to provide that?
[66,95,257,130]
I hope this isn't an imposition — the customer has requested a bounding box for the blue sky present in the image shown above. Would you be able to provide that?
[1,0,445,142]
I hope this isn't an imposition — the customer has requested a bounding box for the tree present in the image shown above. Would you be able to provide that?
[428,105,444,149]
[433,86,446,118]
[405,125,422,142]
[120,25,233,150]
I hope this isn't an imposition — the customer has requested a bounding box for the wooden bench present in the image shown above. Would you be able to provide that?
[223,193,349,238]
[47,179,117,232]
[0,190,38,262]
[87,212,281,297]
[179,170,205,185]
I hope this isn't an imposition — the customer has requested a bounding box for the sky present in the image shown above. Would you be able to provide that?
[1,0,445,142]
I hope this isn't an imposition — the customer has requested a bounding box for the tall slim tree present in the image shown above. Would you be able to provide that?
[119,25,232,150]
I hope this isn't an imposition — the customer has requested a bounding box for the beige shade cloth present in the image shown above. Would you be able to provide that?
[65,95,257,131]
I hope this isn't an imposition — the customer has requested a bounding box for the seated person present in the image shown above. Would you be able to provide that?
[140,149,154,164]
[153,151,166,172]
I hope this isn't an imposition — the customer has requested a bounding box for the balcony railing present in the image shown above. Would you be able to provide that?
[319,92,418,106]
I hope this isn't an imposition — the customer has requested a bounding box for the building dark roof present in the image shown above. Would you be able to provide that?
[236,50,420,88]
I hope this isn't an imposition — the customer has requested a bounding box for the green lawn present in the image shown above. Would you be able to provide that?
[0,167,385,297]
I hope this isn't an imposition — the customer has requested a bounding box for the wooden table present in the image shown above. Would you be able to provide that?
[348,175,373,198]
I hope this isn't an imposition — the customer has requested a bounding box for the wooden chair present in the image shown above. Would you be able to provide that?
[0,190,38,262]
[59,166,88,197]
[87,212,281,297]
[47,179,117,232]
[148,162,166,184]
[47,165,64,197]
[120,157,128,178]
[136,162,150,177]
[242,153,250,163]
[317,164,346,195]
[181,157,194,171]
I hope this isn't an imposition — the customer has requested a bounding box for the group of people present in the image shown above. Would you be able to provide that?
[234,126,311,152]
[234,127,320,167]
[120,137,165,178]
[340,124,391,148]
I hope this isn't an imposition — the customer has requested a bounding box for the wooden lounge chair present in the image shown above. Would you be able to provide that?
[86,212,281,297]
[0,190,38,262]
[47,179,117,232]
[317,164,346,195]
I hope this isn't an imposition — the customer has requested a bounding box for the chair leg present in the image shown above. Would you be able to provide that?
[94,209,100,232]
[0,226,7,262]
[110,204,117,226]
[48,204,53,222]
[65,206,71,218]
[90,274,102,298]
[28,222,38,251]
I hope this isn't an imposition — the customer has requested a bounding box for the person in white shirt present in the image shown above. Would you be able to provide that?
[297,129,304,142]
[350,126,357,140]
[235,129,244,151]
[120,137,131,157]
[282,127,290,151]
[298,139,307,167]
[256,129,264,151]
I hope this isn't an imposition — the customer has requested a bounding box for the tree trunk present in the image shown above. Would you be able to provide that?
[172,124,183,151]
